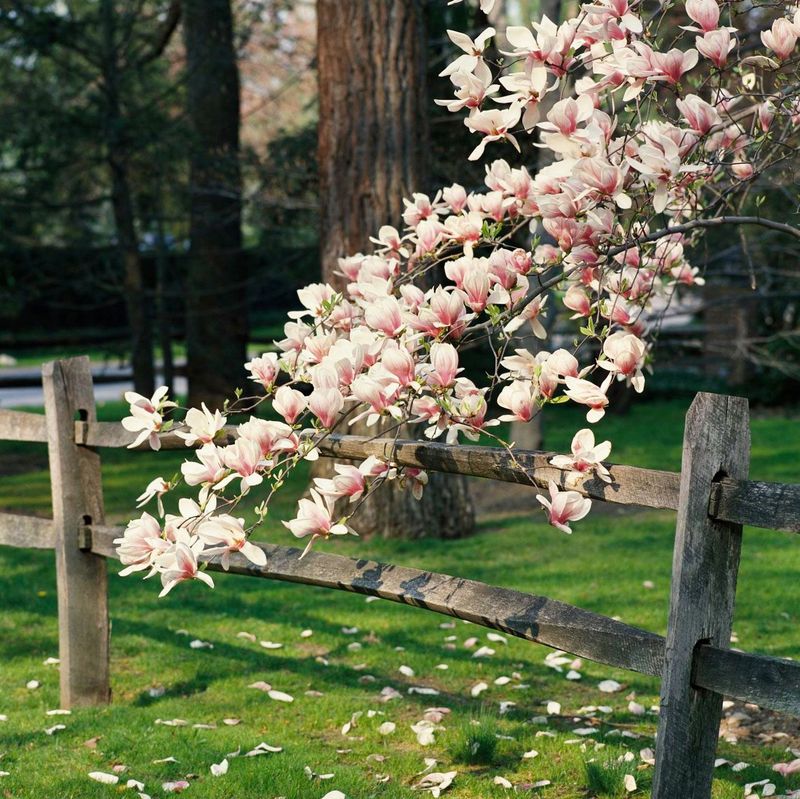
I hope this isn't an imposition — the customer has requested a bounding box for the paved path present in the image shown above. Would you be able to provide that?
[0,363,186,408]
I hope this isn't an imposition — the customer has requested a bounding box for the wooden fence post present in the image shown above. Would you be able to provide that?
[652,393,750,798]
[43,357,110,707]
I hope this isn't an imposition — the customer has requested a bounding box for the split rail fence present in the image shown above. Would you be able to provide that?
[1,356,799,798]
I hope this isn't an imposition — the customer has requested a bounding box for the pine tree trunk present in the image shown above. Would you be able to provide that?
[317,0,475,540]
[183,0,246,409]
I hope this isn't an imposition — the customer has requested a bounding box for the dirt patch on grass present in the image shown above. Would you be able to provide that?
[720,700,800,752]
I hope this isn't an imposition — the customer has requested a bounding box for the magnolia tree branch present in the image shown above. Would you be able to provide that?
[113,0,800,596]
[608,216,800,259]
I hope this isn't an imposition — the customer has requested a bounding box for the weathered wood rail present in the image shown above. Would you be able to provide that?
[2,356,799,798]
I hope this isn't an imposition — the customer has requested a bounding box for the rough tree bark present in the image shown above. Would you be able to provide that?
[183,0,246,409]
[317,0,475,539]
[100,0,155,397]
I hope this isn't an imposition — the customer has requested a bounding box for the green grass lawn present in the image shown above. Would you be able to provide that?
[1,398,799,798]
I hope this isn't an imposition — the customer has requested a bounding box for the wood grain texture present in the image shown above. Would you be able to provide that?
[712,478,800,534]
[76,419,800,532]
[78,422,682,511]
[694,645,800,717]
[652,393,750,799]
[0,409,48,442]
[89,524,665,677]
[0,513,55,549]
[90,523,800,717]
[43,358,110,707]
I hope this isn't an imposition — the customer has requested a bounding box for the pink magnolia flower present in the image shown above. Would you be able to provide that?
[222,438,264,493]
[537,96,594,136]
[359,455,393,480]
[244,352,280,389]
[465,104,523,161]
[176,403,227,447]
[350,375,402,426]
[731,155,754,180]
[758,100,776,133]
[761,18,797,60]
[122,386,175,450]
[436,64,499,114]
[442,183,468,213]
[460,264,492,312]
[440,27,496,77]
[124,386,173,415]
[380,346,417,388]
[546,348,581,379]
[370,224,408,256]
[401,468,429,500]
[414,218,445,256]
[550,428,612,482]
[564,374,612,422]
[573,157,631,208]
[237,418,296,458]
[536,480,592,534]
[650,48,699,84]
[626,134,683,213]
[669,264,706,286]
[272,385,307,425]
[136,477,170,516]
[158,539,214,597]
[696,29,734,68]
[364,296,405,336]
[198,514,266,571]
[181,444,231,489]
[403,192,440,227]
[503,295,548,338]
[114,512,170,576]
[412,287,471,336]
[677,94,720,134]
[564,285,591,317]
[308,387,345,428]
[599,331,647,392]
[426,343,461,389]
[497,380,538,423]
[685,0,720,32]
[503,16,575,74]
[497,67,552,131]
[314,463,366,503]
[282,489,350,556]
[291,282,337,320]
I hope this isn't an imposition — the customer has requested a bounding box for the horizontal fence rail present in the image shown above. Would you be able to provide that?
[0,513,56,549]
[0,409,48,443]
[75,419,800,534]
[86,523,800,717]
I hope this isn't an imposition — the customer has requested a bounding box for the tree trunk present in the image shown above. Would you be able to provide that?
[317,0,475,539]
[183,0,246,409]
[101,0,154,397]
[112,163,155,398]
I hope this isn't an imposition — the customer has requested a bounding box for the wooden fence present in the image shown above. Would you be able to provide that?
[1,356,799,798]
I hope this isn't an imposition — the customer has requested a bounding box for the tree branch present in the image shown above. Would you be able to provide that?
[607,215,800,259]
[135,0,181,67]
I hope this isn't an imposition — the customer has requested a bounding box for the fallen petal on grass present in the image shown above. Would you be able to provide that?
[88,772,119,785]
